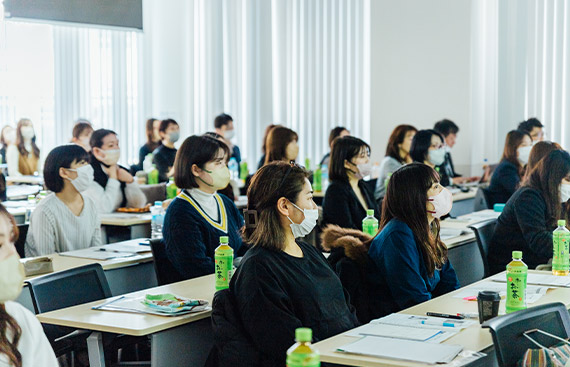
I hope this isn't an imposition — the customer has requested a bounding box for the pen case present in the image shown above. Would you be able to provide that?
[21,257,54,277]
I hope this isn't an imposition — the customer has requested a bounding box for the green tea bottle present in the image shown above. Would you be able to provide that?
[286,328,320,367]
[214,236,234,291]
[553,220,570,276]
[166,177,178,199]
[506,251,527,313]
[362,209,378,237]
[148,165,159,185]
[240,161,248,181]
[314,165,322,193]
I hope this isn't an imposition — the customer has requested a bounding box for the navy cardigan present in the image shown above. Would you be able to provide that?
[163,190,246,280]
[487,160,522,207]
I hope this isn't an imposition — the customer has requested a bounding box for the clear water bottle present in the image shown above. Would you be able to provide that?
[321,164,329,189]
[151,201,164,239]
[228,158,239,181]
[143,153,153,172]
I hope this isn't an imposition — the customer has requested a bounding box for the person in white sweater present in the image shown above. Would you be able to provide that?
[26,144,101,257]
[83,129,147,213]
[0,204,58,367]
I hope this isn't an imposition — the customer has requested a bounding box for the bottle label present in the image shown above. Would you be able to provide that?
[362,220,378,237]
[553,231,570,272]
[506,267,527,312]
[286,352,320,367]
[215,252,233,291]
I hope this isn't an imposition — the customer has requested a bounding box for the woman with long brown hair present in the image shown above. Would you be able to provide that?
[0,204,57,366]
[488,150,570,273]
[132,118,161,173]
[367,163,459,318]
[486,129,532,206]
[264,126,299,166]
[6,119,41,176]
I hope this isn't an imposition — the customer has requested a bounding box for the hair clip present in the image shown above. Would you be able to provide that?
[243,209,258,228]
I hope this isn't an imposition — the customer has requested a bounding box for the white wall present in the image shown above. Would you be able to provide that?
[369,0,474,174]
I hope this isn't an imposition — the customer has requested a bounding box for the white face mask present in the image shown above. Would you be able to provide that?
[20,126,35,140]
[169,131,180,143]
[66,165,94,192]
[0,253,25,302]
[561,183,570,203]
[356,162,373,179]
[224,129,235,140]
[98,148,121,166]
[518,145,532,165]
[287,202,319,238]
[428,148,446,166]
[428,187,453,219]
[199,166,231,190]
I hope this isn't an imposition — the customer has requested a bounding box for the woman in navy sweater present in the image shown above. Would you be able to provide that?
[367,163,459,318]
[163,135,246,280]
[487,129,532,207]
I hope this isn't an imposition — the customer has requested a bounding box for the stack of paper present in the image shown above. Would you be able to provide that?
[92,295,211,316]
[453,281,551,304]
[440,228,467,240]
[491,273,570,288]
[60,247,138,260]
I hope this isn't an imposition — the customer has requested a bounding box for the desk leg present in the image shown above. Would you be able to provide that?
[87,332,106,367]
[151,318,213,367]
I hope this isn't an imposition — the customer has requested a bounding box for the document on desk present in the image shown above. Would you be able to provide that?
[345,323,453,343]
[453,281,550,304]
[337,335,463,364]
[59,247,138,260]
[375,313,476,330]
[92,296,211,316]
[490,273,570,288]
[439,228,467,240]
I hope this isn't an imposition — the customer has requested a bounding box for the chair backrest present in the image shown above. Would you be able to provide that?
[483,302,570,367]
[468,218,497,278]
[149,238,184,286]
[15,223,28,258]
[474,188,491,211]
[139,183,167,205]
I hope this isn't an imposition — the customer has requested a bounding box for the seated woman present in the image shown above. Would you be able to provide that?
[83,129,147,213]
[132,118,161,174]
[163,135,246,280]
[224,162,359,366]
[0,204,59,366]
[70,120,94,152]
[0,125,16,165]
[410,129,450,186]
[26,145,101,257]
[488,150,570,274]
[522,141,562,181]
[374,124,417,202]
[153,119,180,182]
[322,136,379,231]
[7,119,41,176]
[487,129,532,206]
[320,126,350,167]
[368,163,459,318]
[264,126,299,166]
[257,124,279,170]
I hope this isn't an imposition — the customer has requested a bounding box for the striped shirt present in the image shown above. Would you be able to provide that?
[25,193,102,257]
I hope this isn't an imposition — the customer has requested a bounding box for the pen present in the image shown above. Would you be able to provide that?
[421,320,458,328]
[426,312,465,320]
[457,312,479,319]
[98,248,123,253]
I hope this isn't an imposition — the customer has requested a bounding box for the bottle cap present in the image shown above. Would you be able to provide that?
[512,251,523,259]
[295,328,312,342]
[169,177,174,182]
[366,209,374,216]
[220,236,229,244]
[27,194,35,199]
[559,220,566,227]
[154,201,162,206]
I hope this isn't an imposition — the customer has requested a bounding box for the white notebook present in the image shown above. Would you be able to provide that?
[337,335,463,364]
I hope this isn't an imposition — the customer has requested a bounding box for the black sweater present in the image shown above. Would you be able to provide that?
[487,160,521,207]
[488,187,554,274]
[152,145,177,183]
[322,179,380,231]
[230,241,359,367]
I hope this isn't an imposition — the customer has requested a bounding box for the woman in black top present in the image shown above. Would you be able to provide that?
[487,129,532,206]
[322,136,379,231]
[132,118,161,173]
[153,119,180,182]
[488,150,570,274]
[225,162,359,366]
[410,129,451,186]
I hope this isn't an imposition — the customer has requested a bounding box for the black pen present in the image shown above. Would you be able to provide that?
[426,312,465,320]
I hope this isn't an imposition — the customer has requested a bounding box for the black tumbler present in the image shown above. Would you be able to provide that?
[477,291,501,324]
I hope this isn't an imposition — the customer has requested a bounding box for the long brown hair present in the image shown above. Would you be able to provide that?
[264,126,298,165]
[379,163,447,275]
[16,119,40,157]
[243,162,309,251]
[385,124,417,163]
[261,124,279,154]
[523,150,570,227]
[145,118,161,151]
[522,141,562,182]
[0,204,22,367]
[501,129,531,177]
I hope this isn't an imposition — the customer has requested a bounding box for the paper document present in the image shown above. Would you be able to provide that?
[345,323,454,343]
[92,296,211,316]
[337,335,463,364]
[59,247,137,260]
[440,228,467,240]
[458,211,500,222]
[374,313,476,331]
[453,281,550,304]
[491,273,570,288]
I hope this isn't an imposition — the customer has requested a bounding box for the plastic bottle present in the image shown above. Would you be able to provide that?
[384,172,392,191]
[38,190,48,202]
[305,158,311,171]
[166,177,178,199]
[506,251,527,313]
[148,165,159,185]
[143,153,153,172]
[362,209,379,237]
[314,165,322,192]
[228,158,239,181]
[25,194,36,223]
[150,201,164,239]
[214,236,234,291]
[286,328,320,367]
[239,161,248,181]
[553,220,570,276]
[321,164,329,189]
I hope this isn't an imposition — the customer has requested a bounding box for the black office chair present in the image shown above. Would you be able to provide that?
[149,238,185,285]
[474,187,491,211]
[468,218,497,278]
[15,223,28,258]
[483,302,570,367]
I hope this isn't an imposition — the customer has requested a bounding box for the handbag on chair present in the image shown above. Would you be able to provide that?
[519,329,570,367]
